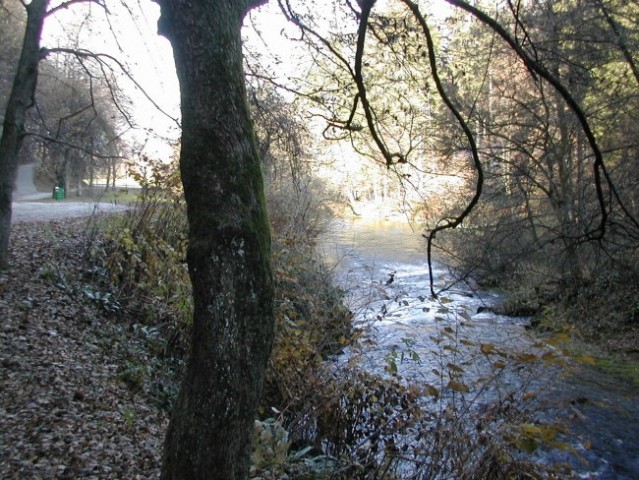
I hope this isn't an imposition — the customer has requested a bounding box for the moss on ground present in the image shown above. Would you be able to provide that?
[594,355,639,386]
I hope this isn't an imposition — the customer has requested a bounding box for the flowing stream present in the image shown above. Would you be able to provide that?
[318,218,639,480]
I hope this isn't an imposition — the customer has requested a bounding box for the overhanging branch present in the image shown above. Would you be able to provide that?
[400,0,484,298]
[41,47,181,129]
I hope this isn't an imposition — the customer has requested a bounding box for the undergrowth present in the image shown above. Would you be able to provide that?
[440,216,639,387]
[81,159,575,479]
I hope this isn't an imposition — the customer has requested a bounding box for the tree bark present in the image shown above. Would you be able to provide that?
[157,1,274,479]
[0,0,48,269]
[110,159,117,191]
[105,158,111,192]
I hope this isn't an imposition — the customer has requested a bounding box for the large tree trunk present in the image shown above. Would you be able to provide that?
[157,1,274,479]
[0,0,48,269]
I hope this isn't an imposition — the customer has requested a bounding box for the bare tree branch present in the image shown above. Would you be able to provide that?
[40,47,181,128]
[46,0,106,17]
[352,0,407,166]
[400,0,484,297]
[444,0,639,239]
[25,131,126,160]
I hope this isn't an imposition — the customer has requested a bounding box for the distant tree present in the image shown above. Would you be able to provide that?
[0,0,130,268]
[428,0,639,286]
[246,80,333,237]
[27,57,124,195]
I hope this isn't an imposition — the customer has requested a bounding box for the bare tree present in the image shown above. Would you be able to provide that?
[0,0,49,268]
[28,56,124,195]
[0,0,124,267]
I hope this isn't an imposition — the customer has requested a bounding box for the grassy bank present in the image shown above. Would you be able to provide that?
[485,271,639,387]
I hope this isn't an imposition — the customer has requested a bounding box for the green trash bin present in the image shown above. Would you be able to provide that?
[53,186,65,200]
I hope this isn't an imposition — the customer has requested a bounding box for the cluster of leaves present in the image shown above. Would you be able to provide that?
[526,269,639,383]
[311,371,422,478]
[262,360,428,480]
[0,220,169,478]
[251,417,291,479]
[85,158,191,356]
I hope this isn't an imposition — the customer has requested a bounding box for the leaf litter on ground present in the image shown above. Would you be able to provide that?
[0,219,168,479]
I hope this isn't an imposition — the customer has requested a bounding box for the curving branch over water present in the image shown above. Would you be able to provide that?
[399,0,484,298]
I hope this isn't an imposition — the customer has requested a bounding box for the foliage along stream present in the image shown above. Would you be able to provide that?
[318,218,639,479]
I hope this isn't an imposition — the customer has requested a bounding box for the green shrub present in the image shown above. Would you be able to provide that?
[85,158,192,365]
[251,417,291,479]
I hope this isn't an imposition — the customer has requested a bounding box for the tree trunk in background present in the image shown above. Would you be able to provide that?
[105,159,112,192]
[0,0,48,268]
[110,160,117,190]
[157,1,274,479]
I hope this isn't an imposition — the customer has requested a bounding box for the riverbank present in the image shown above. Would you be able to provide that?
[494,280,639,387]
[3,215,637,479]
[320,217,639,479]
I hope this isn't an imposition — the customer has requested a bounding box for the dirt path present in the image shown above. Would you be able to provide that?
[12,199,129,223]
[12,164,129,223]
[14,164,38,199]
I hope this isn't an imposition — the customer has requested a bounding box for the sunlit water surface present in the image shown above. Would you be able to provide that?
[318,218,639,480]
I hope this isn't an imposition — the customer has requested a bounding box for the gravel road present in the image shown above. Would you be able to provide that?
[11,164,129,223]
[12,198,128,223]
